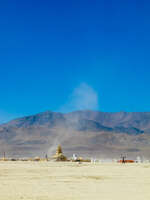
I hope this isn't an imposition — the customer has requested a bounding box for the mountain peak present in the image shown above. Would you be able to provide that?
[0,110,150,158]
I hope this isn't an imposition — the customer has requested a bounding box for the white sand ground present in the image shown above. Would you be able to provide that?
[0,161,149,200]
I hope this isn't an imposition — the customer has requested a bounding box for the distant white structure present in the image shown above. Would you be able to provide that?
[91,158,95,163]
[72,154,78,161]
[136,156,142,163]
[91,158,99,164]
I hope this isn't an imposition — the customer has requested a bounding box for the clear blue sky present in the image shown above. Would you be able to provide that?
[0,0,150,123]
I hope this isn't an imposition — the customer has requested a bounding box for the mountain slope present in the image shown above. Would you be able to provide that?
[0,110,150,159]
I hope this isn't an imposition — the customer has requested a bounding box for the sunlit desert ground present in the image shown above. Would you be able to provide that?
[0,161,150,200]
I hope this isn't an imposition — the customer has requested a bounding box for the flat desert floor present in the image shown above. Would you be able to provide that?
[0,161,150,200]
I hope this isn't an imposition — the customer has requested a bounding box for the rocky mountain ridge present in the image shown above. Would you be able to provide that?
[0,110,150,158]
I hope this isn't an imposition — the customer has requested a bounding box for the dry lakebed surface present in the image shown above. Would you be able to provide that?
[0,161,150,200]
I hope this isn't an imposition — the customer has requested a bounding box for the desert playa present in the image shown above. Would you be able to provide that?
[0,162,150,200]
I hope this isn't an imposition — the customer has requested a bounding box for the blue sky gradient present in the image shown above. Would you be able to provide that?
[0,0,150,123]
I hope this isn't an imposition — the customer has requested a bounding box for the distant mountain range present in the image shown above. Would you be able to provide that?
[0,110,150,159]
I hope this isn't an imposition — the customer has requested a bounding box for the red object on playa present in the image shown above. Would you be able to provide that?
[118,160,135,163]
